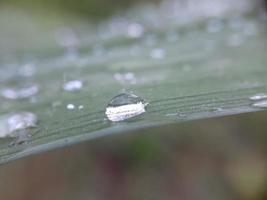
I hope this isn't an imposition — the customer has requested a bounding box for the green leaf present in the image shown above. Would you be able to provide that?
[0,2,267,164]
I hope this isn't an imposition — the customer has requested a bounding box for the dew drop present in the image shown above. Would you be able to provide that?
[1,84,39,100]
[67,104,75,110]
[105,93,148,122]
[252,100,267,108]
[63,80,83,92]
[150,48,165,59]
[78,105,84,110]
[0,112,38,138]
[249,93,267,101]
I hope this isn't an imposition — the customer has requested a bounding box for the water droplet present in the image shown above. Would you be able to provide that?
[127,23,144,38]
[252,100,267,108]
[249,93,267,101]
[63,80,83,92]
[150,48,165,59]
[105,93,148,122]
[78,105,84,110]
[1,84,39,100]
[67,104,75,110]
[0,112,38,138]
[7,112,38,134]
[113,72,137,85]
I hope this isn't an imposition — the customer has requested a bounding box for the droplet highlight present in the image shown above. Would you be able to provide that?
[249,93,267,101]
[105,93,148,122]
[67,104,75,110]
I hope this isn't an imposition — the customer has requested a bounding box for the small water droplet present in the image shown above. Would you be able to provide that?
[113,72,137,85]
[78,105,84,110]
[150,48,165,59]
[1,84,39,100]
[63,80,83,92]
[252,100,267,108]
[105,93,148,122]
[127,23,144,38]
[67,104,75,110]
[249,93,267,101]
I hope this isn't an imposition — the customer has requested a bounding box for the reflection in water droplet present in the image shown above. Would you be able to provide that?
[113,72,137,85]
[0,112,38,138]
[249,93,267,101]
[63,80,83,92]
[150,48,165,59]
[105,93,148,122]
[67,104,75,110]
[1,84,39,100]
[127,23,144,38]
[252,100,267,108]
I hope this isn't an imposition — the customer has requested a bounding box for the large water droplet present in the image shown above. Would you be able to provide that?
[252,100,267,108]
[1,84,39,100]
[0,112,38,138]
[63,80,83,92]
[105,93,148,122]
[249,93,267,101]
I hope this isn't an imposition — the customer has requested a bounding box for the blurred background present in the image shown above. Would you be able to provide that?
[0,111,267,200]
[0,0,267,200]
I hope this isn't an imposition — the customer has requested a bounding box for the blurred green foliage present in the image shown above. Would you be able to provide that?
[2,0,159,18]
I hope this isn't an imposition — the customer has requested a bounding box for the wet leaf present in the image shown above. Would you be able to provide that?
[0,1,267,164]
